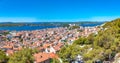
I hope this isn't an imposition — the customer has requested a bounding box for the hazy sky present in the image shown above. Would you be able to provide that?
[0,0,120,22]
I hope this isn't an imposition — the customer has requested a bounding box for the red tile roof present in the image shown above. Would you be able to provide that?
[34,52,59,63]
[34,52,50,63]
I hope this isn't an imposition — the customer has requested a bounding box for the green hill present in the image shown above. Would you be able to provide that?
[58,18,120,63]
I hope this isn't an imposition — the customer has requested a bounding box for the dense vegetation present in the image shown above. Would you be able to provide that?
[0,48,38,63]
[8,48,38,63]
[0,48,59,63]
[58,18,120,63]
[0,50,8,63]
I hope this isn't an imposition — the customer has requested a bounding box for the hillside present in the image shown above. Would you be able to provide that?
[58,18,120,63]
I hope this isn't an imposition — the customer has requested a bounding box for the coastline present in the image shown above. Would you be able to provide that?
[0,22,103,31]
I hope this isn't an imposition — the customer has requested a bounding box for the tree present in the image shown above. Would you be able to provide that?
[0,50,8,63]
[50,58,59,63]
[58,45,81,62]
[8,48,38,63]
[73,37,89,45]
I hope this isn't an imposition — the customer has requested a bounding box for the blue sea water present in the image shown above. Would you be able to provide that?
[0,26,58,31]
[80,22,103,27]
[0,22,104,31]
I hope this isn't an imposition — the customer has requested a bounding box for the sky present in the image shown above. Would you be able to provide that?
[0,0,120,22]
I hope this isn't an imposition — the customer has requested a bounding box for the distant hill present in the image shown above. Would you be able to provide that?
[0,22,104,27]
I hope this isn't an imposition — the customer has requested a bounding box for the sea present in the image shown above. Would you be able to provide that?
[0,22,104,31]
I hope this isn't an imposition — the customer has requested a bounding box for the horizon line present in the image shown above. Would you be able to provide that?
[0,21,109,23]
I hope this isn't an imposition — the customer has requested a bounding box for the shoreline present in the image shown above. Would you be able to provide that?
[0,23,103,31]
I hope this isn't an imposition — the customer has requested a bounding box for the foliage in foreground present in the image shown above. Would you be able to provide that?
[0,50,8,63]
[8,48,38,63]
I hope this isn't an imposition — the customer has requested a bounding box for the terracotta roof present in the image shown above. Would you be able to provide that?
[3,46,13,49]
[34,52,50,63]
[54,46,60,51]
[43,44,51,48]
[37,47,44,51]
[34,52,59,63]
[49,53,58,59]
[6,50,14,56]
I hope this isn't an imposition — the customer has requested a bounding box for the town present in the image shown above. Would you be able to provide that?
[0,24,100,63]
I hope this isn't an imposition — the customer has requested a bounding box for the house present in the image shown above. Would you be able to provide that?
[34,53,51,63]
[6,49,14,56]
[34,52,59,63]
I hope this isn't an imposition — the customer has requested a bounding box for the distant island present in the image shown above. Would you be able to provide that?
[0,22,104,27]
